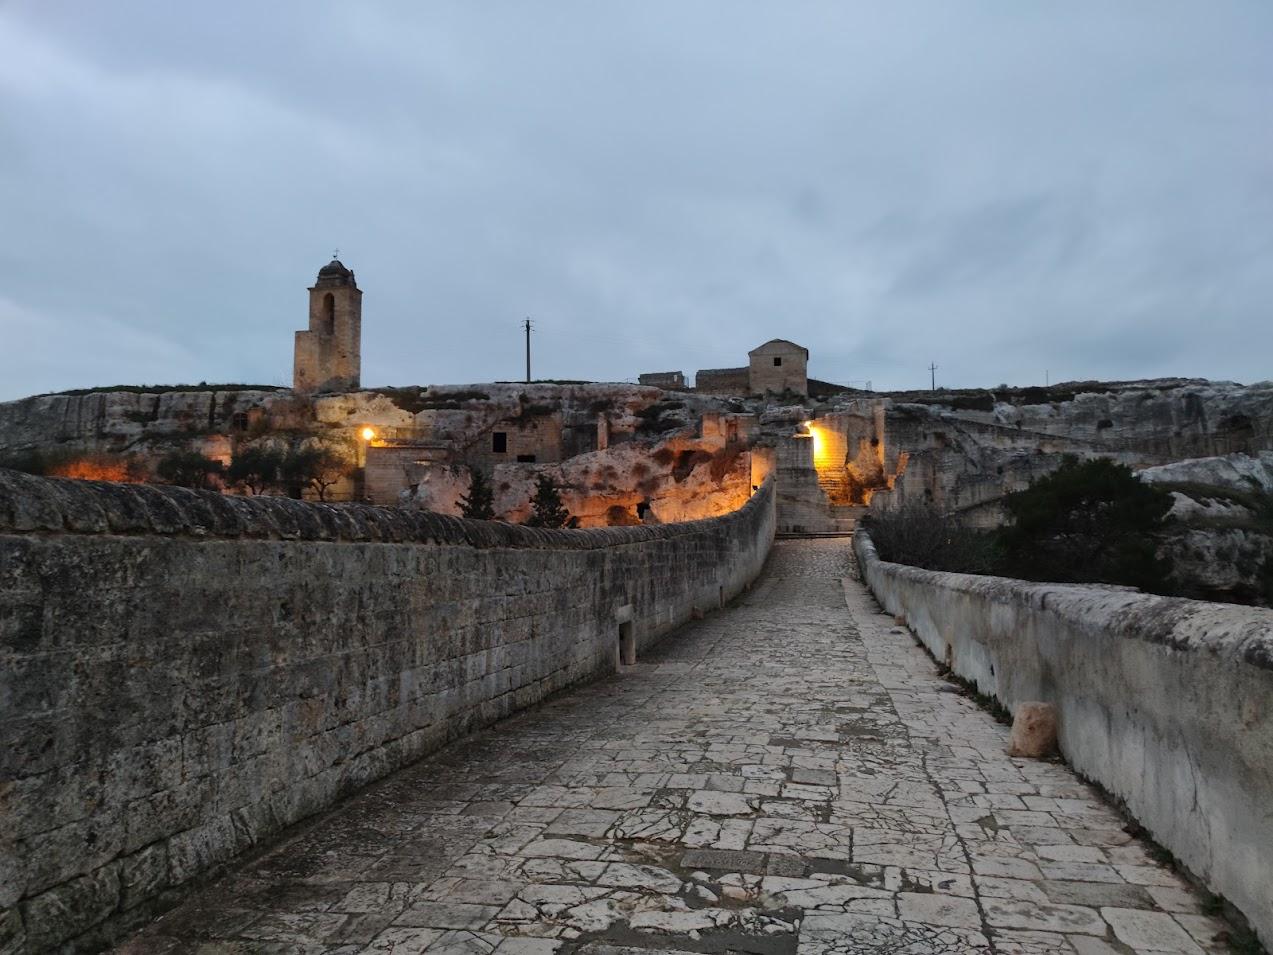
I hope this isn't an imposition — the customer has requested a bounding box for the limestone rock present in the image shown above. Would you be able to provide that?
[1140,450,1273,493]
[1008,702,1058,758]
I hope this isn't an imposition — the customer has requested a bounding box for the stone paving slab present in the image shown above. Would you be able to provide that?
[117,540,1240,954]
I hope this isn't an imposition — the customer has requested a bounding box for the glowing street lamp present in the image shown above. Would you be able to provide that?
[360,426,376,442]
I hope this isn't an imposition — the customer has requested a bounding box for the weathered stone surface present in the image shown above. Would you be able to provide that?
[0,472,774,951]
[1008,702,1059,758]
[856,528,1273,948]
[115,541,1236,955]
[1136,452,1273,605]
[1140,450,1273,493]
[18,864,121,951]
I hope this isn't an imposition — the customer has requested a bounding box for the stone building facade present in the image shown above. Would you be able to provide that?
[293,259,362,393]
[748,339,808,396]
[656,340,811,397]
[467,414,565,468]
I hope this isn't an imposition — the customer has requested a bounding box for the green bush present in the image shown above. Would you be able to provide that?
[866,457,1176,596]
[997,455,1173,592]
[525,474,570,528]
[460,468,496,520]
[156,450,223,489]
[0,448,68,475]
[862,507,1001,575]
[227,446,284,495]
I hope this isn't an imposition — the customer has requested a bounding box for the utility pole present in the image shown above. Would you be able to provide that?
[929,362,938,391]
[523,318,532,383]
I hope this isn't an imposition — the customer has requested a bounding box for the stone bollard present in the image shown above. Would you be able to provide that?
[1008,702,1058,758]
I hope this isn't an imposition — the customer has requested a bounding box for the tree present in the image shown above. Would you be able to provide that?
[460,468,495,520]
[155,450,223,489]
[227,446,283,495]
[525,474,570,528]
[997,455,1173,592]
[278,444,348,501]
[301,447,348,502]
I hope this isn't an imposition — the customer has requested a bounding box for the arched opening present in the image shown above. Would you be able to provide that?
[322,293,335,335]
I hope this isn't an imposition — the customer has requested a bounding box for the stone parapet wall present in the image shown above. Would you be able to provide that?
[853,530,1273,947]
[0,469,775,952]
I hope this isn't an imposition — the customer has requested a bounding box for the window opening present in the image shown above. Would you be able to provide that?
[321,293,335,335]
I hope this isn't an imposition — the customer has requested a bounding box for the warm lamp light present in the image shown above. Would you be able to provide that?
[360,426,376,442]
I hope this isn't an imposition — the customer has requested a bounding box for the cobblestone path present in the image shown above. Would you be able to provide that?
[122,539,1236,954]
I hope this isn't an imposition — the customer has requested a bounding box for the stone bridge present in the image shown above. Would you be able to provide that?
[117,540,1238,954]
[1,470,1266,953]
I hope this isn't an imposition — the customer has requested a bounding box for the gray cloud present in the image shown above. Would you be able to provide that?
[1,1,1271,400]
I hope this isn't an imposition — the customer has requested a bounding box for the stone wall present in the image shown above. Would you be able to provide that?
[637,371,686,389]
[0,469,775,953]
[694,367,749,396]
[853,530,1273,947]
[771,433,831,534]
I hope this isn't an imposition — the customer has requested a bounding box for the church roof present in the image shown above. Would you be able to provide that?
[315,259,357,289]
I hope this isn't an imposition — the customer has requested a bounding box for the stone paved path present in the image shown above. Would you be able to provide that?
[121,540,1237,954]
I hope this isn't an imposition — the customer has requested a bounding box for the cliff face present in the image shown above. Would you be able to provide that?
[3,377,1270,540]
[1136,452,1273,606]
[990,379,1273,461]
[861,379,1273,518]
[0,389,291,452]
[0,383,711,457]
[1140,449,1273,492]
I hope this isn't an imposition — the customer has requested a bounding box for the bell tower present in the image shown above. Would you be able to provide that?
[293,257,362,393]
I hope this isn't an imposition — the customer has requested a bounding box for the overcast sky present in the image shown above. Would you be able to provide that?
[2,3,1271,400]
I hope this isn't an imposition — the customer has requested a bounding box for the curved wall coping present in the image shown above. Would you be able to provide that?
[0,468,773,548]
[854,530,1273,672]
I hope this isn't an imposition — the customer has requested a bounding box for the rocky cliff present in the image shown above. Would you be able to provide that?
[855,379,1273,518]
[1137,452,1273,606]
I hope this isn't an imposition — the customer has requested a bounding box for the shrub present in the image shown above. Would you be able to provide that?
[863,506,1001,575]
[0,448,69,475]
[156,450,223,489]
[460,468,496,520]
[525,474,570,528]
[279,444,348,500]
[227,446,284,495]
[997,455,1173,592]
